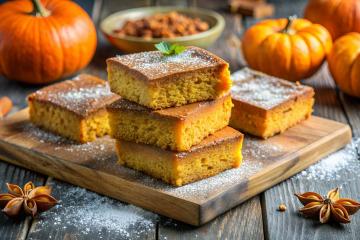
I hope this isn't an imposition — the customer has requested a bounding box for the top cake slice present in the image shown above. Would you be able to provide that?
[107,46,231,109]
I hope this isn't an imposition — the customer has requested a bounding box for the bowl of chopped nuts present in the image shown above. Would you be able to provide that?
[100,7,225,53]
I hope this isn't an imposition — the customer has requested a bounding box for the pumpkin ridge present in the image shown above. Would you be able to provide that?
[38,18,60,83]
[290,35,310,81]
[296,32,321,75]
[44,17,65,80]
[327,0,343,38]
[32,19,42,82]
[286,34,293,80]
[349,52,360,95]
[350,0,359,34]
[258,34,281,76]
[0,10,21,75]
[273,34,291,79]
[2,14,33,79]
[53,15,80,76]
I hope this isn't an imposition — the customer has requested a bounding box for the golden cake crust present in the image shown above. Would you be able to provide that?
[175,126,242,157]
[230,68,315,138]
[106,46,228,83]
[119,126,242,157]
[231,68,314,115]
[28,74,120,117]
[107,95,233,151]
[107,94,231,121]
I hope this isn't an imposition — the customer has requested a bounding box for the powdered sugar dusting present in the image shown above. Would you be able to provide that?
[115,47,222,80]
[231,68,311,109]
[294,138,360,182]
[55,84,111,101]
[30,182,157,239]
[22,123,111,161]
[23,123,68,144]
[44,84,113,115]
[159,160,263,199]
[30,75,118,116]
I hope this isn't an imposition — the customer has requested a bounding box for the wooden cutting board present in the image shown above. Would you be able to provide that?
[0,109,351,226]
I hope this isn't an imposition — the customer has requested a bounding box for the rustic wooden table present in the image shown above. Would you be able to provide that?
[1,0,359,239]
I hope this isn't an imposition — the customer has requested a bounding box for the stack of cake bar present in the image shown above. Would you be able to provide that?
[106,47,244,186]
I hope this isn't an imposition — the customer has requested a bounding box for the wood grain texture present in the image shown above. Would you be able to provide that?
[159,196,264,240]
[0,109,351,226]
[340,93,360,138]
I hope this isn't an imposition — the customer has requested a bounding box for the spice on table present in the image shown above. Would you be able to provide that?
[295,188,360,224]
[278,204,287,212]
[0,181,58,218]
[0,96,13,118]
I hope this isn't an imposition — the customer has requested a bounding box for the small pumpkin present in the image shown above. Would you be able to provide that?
[304,0,360,40]
[328,32,360,97]
[0,0,97,84]
[242,16,332,81]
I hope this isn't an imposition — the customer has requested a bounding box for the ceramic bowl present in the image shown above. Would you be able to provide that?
[100,7,225,53]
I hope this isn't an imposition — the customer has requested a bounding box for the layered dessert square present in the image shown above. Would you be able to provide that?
[116,127,243,186]
[107,46,231,109]
[230,68,314,139]
[107,94,232,151]
[28,74,120,143]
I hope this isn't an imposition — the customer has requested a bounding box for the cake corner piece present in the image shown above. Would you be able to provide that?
[230,68,315,138]
[27,74,120,143]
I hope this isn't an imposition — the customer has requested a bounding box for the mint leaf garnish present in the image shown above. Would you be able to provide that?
[155,42,186,56]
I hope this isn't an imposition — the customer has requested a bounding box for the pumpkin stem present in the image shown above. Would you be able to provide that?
[282,15,297,33]
[31,0,50,17]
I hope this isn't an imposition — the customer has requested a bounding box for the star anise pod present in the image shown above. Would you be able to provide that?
[295,188,360,224]
[0,181,58,218]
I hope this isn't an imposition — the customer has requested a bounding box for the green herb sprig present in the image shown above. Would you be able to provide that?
[155,42,186,56]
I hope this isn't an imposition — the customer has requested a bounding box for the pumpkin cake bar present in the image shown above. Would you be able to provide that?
[107,46,231,109]
[230,68,314,138]
[107,94,232,151]
[116,127,244,186]
[28,74,120,143]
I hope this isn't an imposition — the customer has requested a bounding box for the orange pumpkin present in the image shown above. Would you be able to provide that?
[328,32,360,97]
[0,0,97,84]
[304,0,360,40]
[242,17,332,81]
